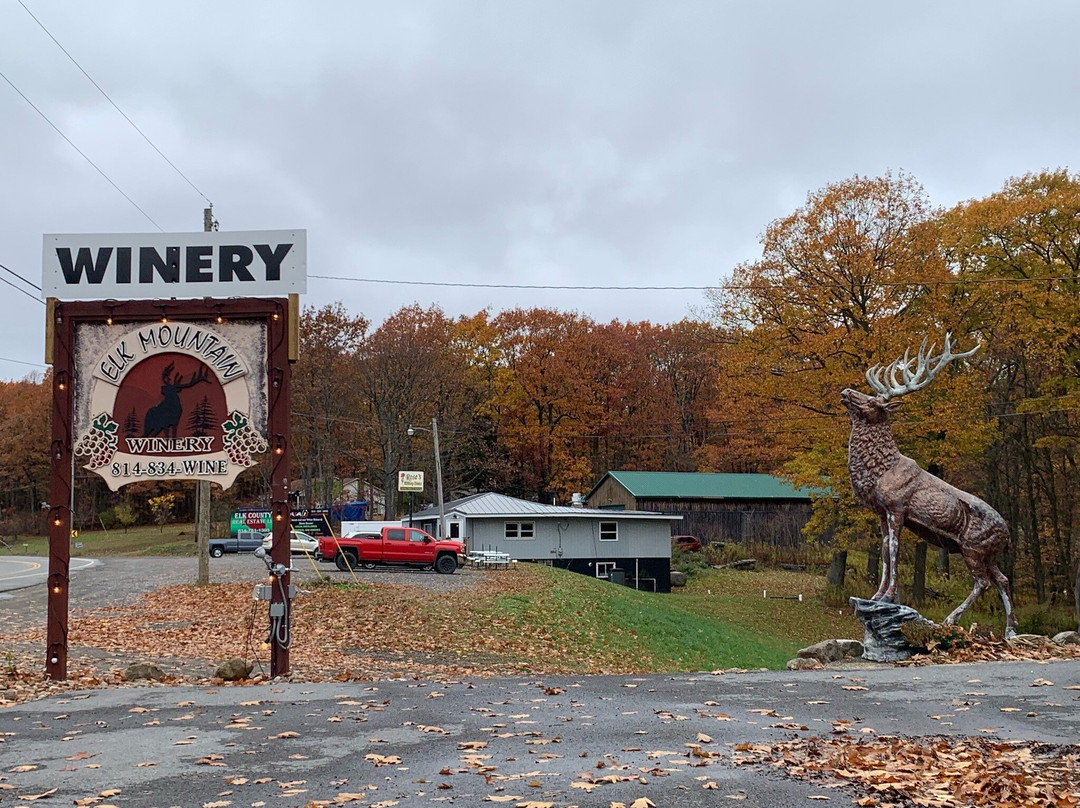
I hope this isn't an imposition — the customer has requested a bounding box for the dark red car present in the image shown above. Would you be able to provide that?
[672,535,702,552]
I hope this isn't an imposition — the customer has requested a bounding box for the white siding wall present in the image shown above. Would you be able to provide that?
[464,517,671,561]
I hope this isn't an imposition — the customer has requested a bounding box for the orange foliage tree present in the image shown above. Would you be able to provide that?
[943,169,1080,601]
[707,172,989,547]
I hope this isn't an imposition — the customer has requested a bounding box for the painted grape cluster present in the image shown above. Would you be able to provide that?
[221,411,268,467]
[74,414,120,469]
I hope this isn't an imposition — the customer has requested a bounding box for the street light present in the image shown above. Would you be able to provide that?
[407,418,445,538]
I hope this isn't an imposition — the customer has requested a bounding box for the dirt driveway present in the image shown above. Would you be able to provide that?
[0,553,482,631]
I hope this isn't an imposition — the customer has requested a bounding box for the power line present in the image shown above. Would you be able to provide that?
[0,355,46,369]
[0,68,164,231]
[310,273,1080,293]
[0,261,42,292]
[309,274,708,291]
[16,0,212,208]
[0,274,43,305]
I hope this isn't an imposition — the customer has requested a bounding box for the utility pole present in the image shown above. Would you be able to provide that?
[432,418,445,539]
[195,206,217,584]
[407,419,446,537]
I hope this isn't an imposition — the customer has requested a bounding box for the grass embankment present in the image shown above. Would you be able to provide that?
[482,564,859,671]
[295,563,860,674]
[4,523,200,557]
[0,525,872,671]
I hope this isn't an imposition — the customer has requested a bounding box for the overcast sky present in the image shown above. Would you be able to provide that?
[2,1,1079,380]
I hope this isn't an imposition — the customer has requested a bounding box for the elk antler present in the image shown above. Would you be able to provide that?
[175,365,210,389]
[865,332,980,400]
[161,362,175,383]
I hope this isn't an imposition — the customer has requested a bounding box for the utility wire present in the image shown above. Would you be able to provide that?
[16,0,212,207]
[0,274,44,304]
[310,273,1080,292]
[0,355,46,369]
[0,261,42,292]
[0,68,164,231]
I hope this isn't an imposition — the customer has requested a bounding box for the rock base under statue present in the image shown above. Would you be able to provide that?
[850,597,936,662]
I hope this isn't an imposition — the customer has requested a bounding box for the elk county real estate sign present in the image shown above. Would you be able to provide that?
[42,230,306,300]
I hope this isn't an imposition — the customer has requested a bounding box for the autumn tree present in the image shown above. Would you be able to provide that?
[487,309,603,502]
[148,492,179,532]
[291,303,369,507]
[355,305,482,518]
[707,172,987,550]
[647,320,723,471]
[0,373,51,529]
[943,169,1080,603]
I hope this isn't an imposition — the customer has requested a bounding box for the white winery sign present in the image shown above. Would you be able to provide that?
[43,229,306,301]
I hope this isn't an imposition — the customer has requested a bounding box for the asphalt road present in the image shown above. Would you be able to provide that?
[2,558,1078,805]
[0,556,97,595]
[1,661,1079,806]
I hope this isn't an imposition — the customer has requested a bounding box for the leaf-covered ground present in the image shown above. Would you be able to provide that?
[2,564,1080,807]
[735,736,1080,807]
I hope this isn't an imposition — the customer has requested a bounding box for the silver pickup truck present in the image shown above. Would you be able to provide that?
[208,529,265,558]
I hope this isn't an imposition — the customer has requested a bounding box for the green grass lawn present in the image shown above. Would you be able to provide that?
[8,524,1069,670]
[3,523,199,557]
[474,564,862,672]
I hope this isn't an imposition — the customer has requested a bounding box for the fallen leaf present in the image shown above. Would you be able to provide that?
[18,787,59,800]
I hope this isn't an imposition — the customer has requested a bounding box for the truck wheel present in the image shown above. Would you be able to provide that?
[210,546,224,558]
[363,562,377,569]
[435,554,457,575]
[335,552,354,572]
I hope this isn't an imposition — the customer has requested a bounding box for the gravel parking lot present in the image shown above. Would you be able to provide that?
[0,552,483,630]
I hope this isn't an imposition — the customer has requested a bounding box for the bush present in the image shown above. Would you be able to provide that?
[671,546,710,579]
[98,507,117,530]
[1015,604,1077,637]
[901,621,970,651]
[113,503,136,532]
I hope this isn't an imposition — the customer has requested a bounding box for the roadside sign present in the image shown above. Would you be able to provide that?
[398,470,424,492]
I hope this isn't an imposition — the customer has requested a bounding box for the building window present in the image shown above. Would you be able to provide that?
[599,521,618,541]
[449,522,460,539]
[596,561,616,579]
[505,521,535,539]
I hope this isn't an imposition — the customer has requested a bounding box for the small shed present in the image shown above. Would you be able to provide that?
[585,471,818,547]
[410,491,680,592]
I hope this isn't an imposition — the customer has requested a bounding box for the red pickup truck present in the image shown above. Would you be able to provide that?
[319,526,465,574]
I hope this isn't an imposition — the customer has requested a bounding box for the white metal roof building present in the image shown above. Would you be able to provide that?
[410,492,680,592]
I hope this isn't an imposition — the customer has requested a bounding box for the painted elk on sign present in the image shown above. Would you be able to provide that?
[142,362,210,438]
[840,334,1018,638]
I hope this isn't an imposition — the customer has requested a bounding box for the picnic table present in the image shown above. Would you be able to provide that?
[467,550,512,569]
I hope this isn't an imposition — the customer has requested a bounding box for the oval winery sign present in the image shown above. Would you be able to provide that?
[73,320,269,490]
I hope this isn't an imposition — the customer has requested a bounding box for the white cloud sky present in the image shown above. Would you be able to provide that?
[2,1,1079,379]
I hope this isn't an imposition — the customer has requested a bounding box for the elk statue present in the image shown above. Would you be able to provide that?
[840,334,1018,639]
[142,362,210,438]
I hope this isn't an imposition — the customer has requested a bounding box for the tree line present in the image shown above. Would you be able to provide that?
[1,168,1078,606]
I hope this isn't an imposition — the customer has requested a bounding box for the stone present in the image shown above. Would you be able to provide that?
[837,638,865,659]
[797,639,843,663]
[786,657,823,671]
[1052,631,1080,646]
[1007,633,1053,649]
[850,597,935,662]
[123,662,165,681]
[669,570,687,587]
[215,658,254,681]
